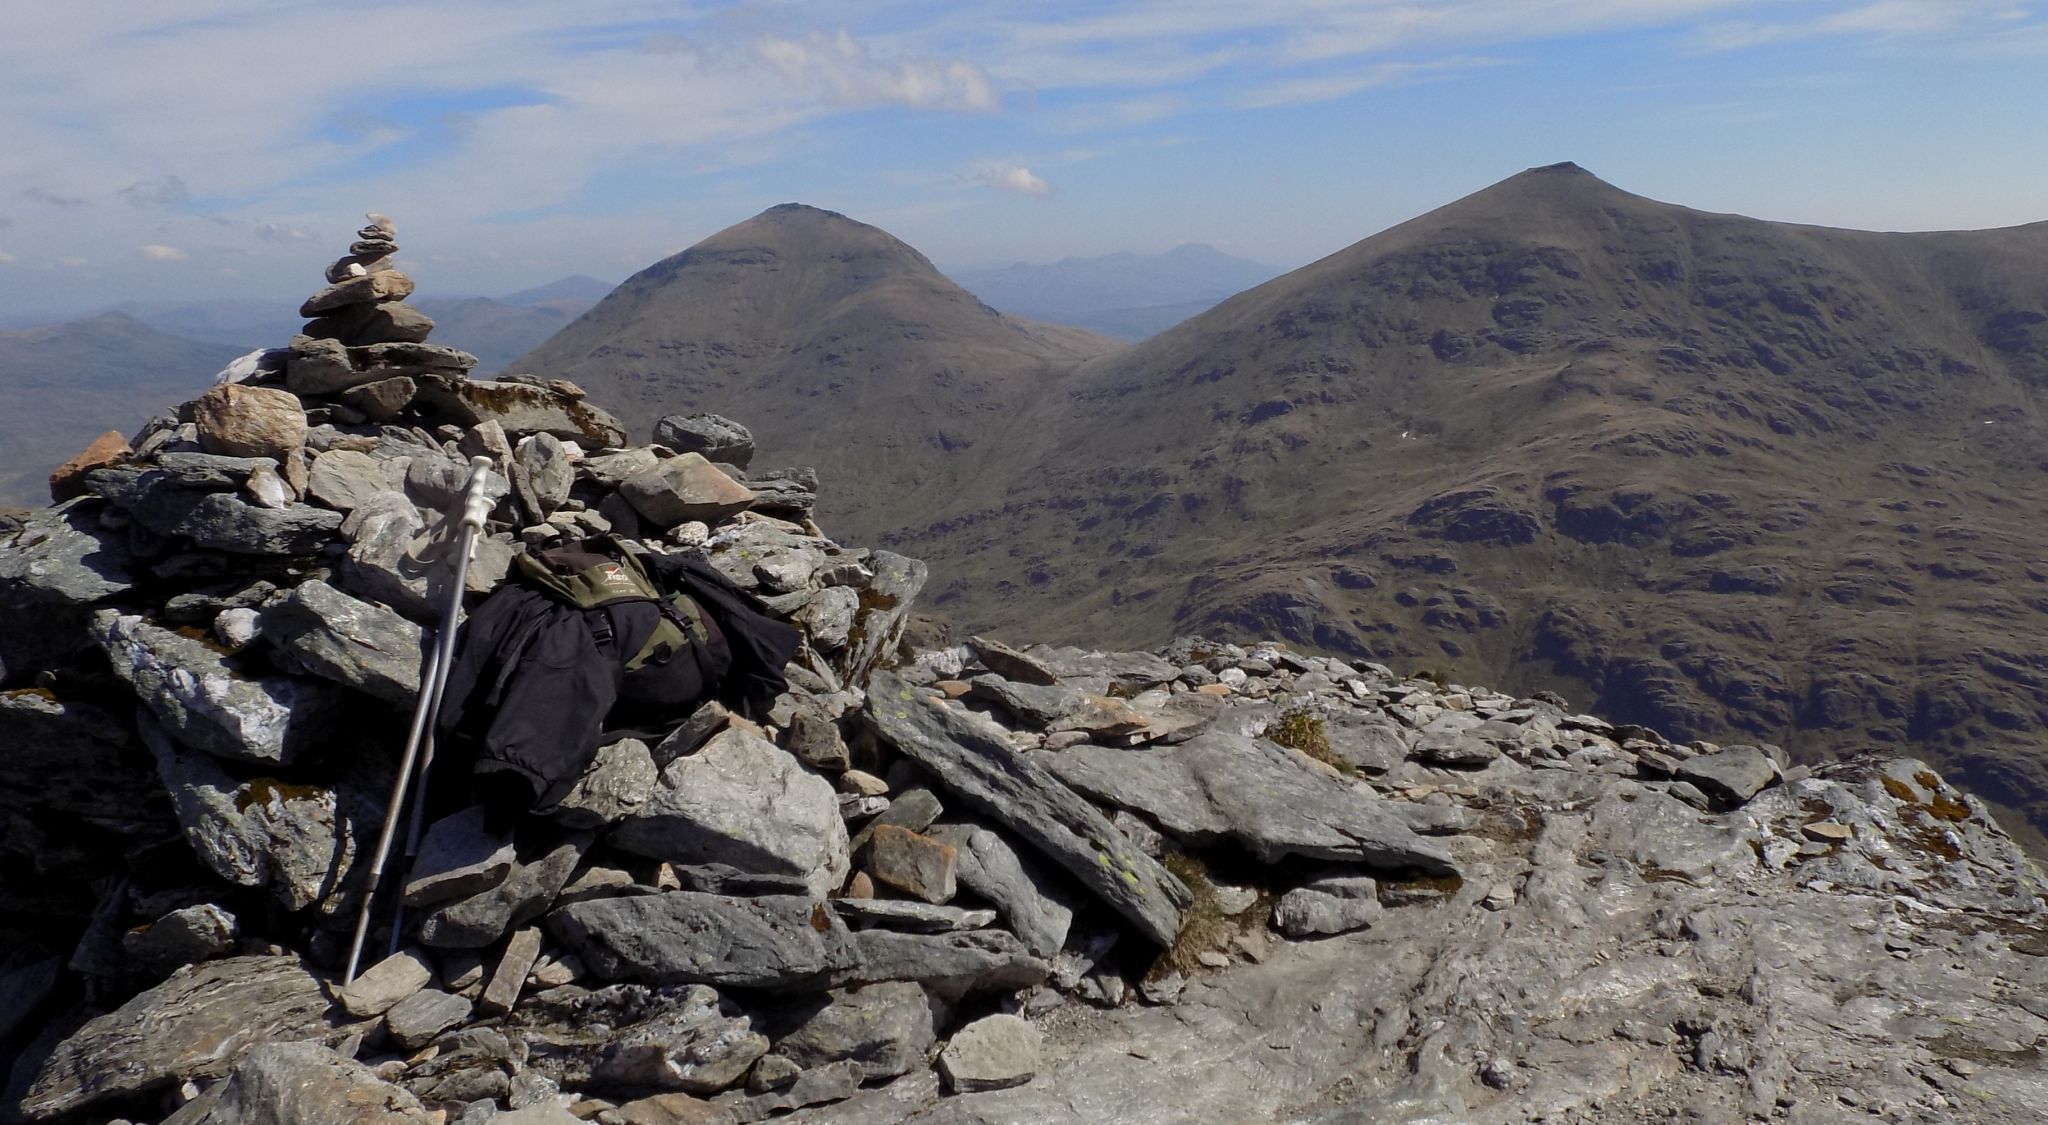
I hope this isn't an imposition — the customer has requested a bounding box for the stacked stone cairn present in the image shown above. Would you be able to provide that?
[3,221,2046,1124]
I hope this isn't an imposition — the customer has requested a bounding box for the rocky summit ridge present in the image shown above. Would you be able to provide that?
[0,219,2045,1124]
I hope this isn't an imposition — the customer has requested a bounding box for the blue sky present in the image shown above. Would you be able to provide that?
[2,1,2046,320]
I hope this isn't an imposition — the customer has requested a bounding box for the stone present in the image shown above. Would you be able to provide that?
[749,1055,802,1092]
[260,578,423,707]
[18,955,350,1121]
[830,898,997,932]
[411,375,627,448]
[840,769,889,797]
[785,707,851,772]
[404,805,517,907]
[610,1093,735,1124]
[737,466,819,518]
[923,823,1079,958]
[866,825,958,904]
[1272,875,1383,938]
[516,982,762,1101]
[243,463,294,507]
[843,929,1049,1000]
[1803,820,1853,842]
[157,1042,432,1124]
[338,948,434,1017]
[304,299,436,347]
[800,586,860,650]
[49,429,131,501]
[866,673,1189,947]
[306,449,390,512]
[728,1059,862,1119]
[967,635,1059,685]
[144,719,379,915]
[1410,731,1499,768]
[771,981,942,1080]
[1044,733,1458,872]
[0,691,165,881]
[837,552,927,684]
[579,447,662,488]
[193,384,306,465]
[419,832,590,949]
[609,727,850,900]
[0,500,134,681]
[967,675,1089,729]
[655,702,733,765]
[549,893,858,990]
[338,374,418,421]
[848,788,944,853]
[518,432,575,516]
[383,988,473,1050]
[654,413,755,468]
[122,903,239,972]
[1676,746,1780,805]
[300,269,416,316]
[555,737,660,829]
[619,453,755,529]
[594,1006,768,1095]
[480,927,544,1015]
[938,1014,1040,1093]
[87,466,345,555]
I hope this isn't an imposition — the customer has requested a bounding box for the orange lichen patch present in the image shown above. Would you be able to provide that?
[1269,710,1347,775]
[1881,775,1918,803]
[234,778,326,812]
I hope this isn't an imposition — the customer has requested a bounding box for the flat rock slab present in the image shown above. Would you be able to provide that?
[1044,733,1458,873]
[771,981,943,1080]
[550,892,859,991]
[337,948,433,1018]
[843,929,1048,1000]
[865,825,957,905]
[21,955,353,1121]
[412,375,627,448]
[159,1042,433,1124]
[865,673,1188,947]
[966,636,1059,685]
[260,578,423,707]
[1676,746,1780,805]
[404,805,516,908]
[925,823,1079,958]
[419,831,589,949]
[88,465,343,554]
[830,898,996,933]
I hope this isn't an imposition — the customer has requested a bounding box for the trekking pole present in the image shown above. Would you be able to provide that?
[342,456,497,985]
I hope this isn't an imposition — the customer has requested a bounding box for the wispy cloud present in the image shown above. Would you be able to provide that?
[756,30,998,113]
[118,174,189,209]
[137,243,188,261]
[22,187,88,207]
[0,249,15,264]
[975,162,1054,197]
[1235,57,1502,109]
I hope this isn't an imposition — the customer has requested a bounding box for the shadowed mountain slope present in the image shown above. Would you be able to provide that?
[884,163,2048,838]
[0,313,241,505]
[512,204,1121,534]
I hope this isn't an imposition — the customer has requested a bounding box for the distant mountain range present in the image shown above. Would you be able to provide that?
[948,244,1278,340]
[0,313,243,505]
[512,169,2048,847]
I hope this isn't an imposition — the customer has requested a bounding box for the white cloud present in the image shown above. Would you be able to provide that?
[0,249,15,263]
[138,243,188,261]
[1235,57,1502,109]
[756,30,998,112]
[119,174,189,209]
[976,162,1054,197]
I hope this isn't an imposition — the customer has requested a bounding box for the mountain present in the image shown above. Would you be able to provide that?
[949,244,1278,340]
[110,299,300,351]
[513,203,1121,534]
[887,162,2048,843]
[0,313,243,505]
[502,274,615,309]
[412,296,596,375]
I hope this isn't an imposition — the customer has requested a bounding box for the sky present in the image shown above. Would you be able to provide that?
[3,1,2047,321]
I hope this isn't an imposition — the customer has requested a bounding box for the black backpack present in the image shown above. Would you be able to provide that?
[515,536,733,716]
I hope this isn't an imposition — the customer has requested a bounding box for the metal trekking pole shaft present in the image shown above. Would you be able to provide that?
[387,457,497,954]
[341,456,496,984]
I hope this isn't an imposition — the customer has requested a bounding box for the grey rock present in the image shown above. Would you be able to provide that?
[592,998,769,1095]
[0,690,166,878]
[338,948,434,1017]
[404,805,517,908]
[784,708,851,772]
[938,1014,1040,1093]
[384,989,473,1050]
[924,823,1079,958]
[338,375,418,422]
[1272,875,1383,938]
[837,552,926,683]
[1410,731,1499,768]
[609,727,849,900]
[549,892,859,990]
[1677,746,1781,805]
[579,447,662,488]
[261,578,423,706]
[303,298,436,347]
[96,610,339,765]
[88,465,343,554]
[420,832,589,949]
[655,702,734,765]
[298,270,416,317]
[397,1025,520,1104]
[556,737,659,829]
[967,636,1059,685]
[158,1042,433,1124]
[480,927,543,1015]
[411,374,626,447]
[772,981,942,1080]
[150,451,277,489]
[866,673,1189,947]
[517,433,574,516]
[122,903,239,972]
[18,956,352,1121]
[843,929,1049,1000]
[966,675,1088,729]
[619,453,756,528]
[306,449,389,512]
[655,413,755,469]
[830,898,996,932]
[729,1060,862,1120]
[801,586,860,650]
[0,952,63,1043]
[0,500,133,677]
[737,466,819,517]
[847,788,944,853]
[1316,714,1410,773]
[1044,733,1458,872]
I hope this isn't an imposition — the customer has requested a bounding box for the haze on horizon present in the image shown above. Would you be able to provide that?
[3,1,2046,322]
